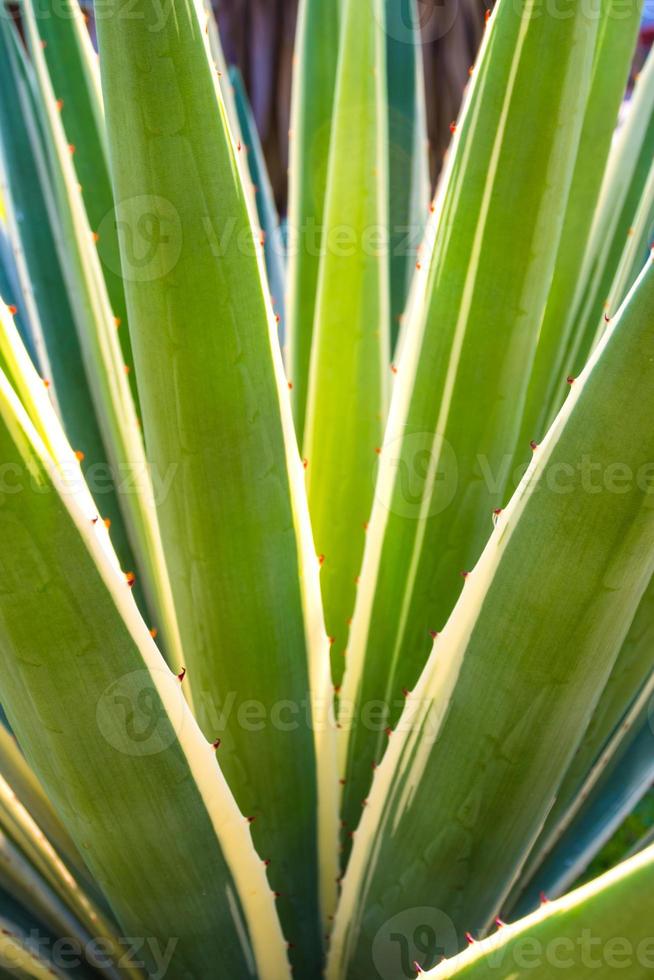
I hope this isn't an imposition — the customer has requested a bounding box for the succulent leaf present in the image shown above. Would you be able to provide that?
[424,843,654,979]
[561,44,654,395]
[230,66,287,345]
[516,0,643,452]
[302,0,391,685]
[95,3,339,973]
[286,0,341,438]
[328,256,654,977]
[29,0,138,405]
[511,566,654,903]
[512,712,654,917]
[0,910,70,979]
[0,367,290,979]
[18,0,185,672]
[338,0,600,854]
[386,0,431,351]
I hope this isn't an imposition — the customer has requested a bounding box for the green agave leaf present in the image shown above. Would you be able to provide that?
[595,169,654,335]
[0,912,69,980]
[0,725,85,885]
[0,888,101,980]
[0,30,52,383]
[95,4,338,976]
[203,3,243,142]
[18,1,185,670]
[303,0,390,686]
[0,769,133,977]
[557,44,654,399]
[0,830,110,978]
[510,567,654,901]
[0,18,140,585]
[338,0,598,851]
[0,174,40,371]
[0,297,153,712]
[0,297,88,470]
[424,844,654,979]
[30,0,138,405]
[512,715,654,918]
[622,805,654,861]
[229,66,287,344]
[286,0,341,438]
[328,256,654,977]
[516,0,642,451]
[386,0,430,351]
[0,369,290,979]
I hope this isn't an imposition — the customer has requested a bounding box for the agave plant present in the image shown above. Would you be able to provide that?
[0,0,652,977]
